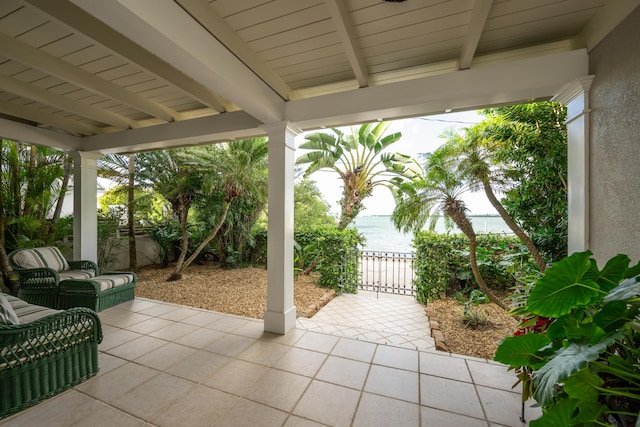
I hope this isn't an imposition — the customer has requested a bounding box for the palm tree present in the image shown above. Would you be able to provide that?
[391,146,508,310]
[171,138,268,279]
[444,122,547,272]
[136,149,203,281]
[296,122,415,229]
[98,153,139,271]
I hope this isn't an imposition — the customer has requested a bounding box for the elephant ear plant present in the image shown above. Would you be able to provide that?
[495,251,640,427]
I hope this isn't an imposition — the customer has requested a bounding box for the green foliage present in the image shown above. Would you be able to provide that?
[249,225,363,294]
[147,220,181,267]
[97,208,125,271]
[455,289,490,326]
[98,186,168,225]
[481,102,568,261]
[297,122,415,229]
[295,226,363,293]
[294,178,336,228]
[413,231,528,303]
[494,251,640,426]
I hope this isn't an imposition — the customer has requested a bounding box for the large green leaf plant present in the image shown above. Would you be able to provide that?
[495,251,640,426]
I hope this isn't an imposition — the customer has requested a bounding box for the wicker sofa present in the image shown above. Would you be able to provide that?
[9,246,137,312]
[0,293,102,418]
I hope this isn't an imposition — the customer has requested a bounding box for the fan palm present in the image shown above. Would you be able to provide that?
[391,146,508,310]
[296,122,415,229]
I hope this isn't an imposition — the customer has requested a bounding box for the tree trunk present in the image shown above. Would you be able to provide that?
[176,202,231,276]
[168,204,190,281]
[22,145,37,217]
[446,202,508,311]
[52,155,72,221]
[481,179,546,272]
[127,154,137,272]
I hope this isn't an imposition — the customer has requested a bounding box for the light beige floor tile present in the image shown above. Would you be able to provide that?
[283,415,327,426]
[138,303,181,317]
[100,311,151,329]
[476,385,540,426]
[216,399,288,427]
[174,327,226,349]
[420,375,485,419]
[373,345,419,371]
[111,372,194,419]
[293,380,360,427]
[135,341,197,370]
[147,321,199,340]
[274,347,327,377]
[295,331,339,353]
[467,360,515,389]
[99,328,141,351]
[0,390,102,427]
[157,306,202,322]
[316,355,370,389]
[179,310,224,326]
[71,405,148,427]
[207,315,251,332]
[331,338,377,362]
[364,364,419,403]
[124,316,174,335]
[166,349,231,382]
[263,328,307,346]
[233,320,266,338]
[205,333,256,356]
[152,386,238,427]
[238,339,290,366]
[352,392,420,427]
[114,298,158,312]
[420,407,489,427]
[76,362,158,403]
[107,335,167,360]
[96,352,128,376]
[419,351,472,382]
[204,359,269,396]
[244,369,311,412]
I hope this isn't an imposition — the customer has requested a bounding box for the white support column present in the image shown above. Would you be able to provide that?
[552,76,594,254]
[71,151,101,262]
[263,122,300,334]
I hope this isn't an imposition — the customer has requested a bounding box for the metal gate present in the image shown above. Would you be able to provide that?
[358,250,416,296]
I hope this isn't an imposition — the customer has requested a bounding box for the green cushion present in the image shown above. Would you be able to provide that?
[11,246,70,272]
[0,293,20,325]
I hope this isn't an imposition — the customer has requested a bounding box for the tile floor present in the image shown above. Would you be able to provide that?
[1,293,541,426]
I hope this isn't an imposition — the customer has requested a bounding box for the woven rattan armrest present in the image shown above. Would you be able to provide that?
[0,307,103,368]
[13,267,60,288]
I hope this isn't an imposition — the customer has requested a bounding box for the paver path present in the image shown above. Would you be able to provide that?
[297,290,435,350]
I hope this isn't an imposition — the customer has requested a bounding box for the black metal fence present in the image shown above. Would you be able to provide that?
[357,250,416,296]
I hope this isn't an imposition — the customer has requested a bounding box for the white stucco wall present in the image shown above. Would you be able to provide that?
[588,6,640,264]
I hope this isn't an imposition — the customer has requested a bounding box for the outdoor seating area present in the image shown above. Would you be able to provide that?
[0,295,539,426]
[0,293,102,418]
[9,247,137,312]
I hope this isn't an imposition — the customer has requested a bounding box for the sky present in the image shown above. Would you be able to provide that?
[294,110,500,217]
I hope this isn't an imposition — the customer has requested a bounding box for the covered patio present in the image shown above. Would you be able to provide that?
[0,296,541,426]
[1,0,640,424]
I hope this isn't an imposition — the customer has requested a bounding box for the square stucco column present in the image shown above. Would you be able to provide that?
[553,76,594,254]
[263,122,301,334]
[71,151,101,262]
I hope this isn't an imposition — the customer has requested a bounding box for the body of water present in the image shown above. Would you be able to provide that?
[354,215,511,253]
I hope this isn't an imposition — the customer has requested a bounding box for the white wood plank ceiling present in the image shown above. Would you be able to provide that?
[0,0,636,152]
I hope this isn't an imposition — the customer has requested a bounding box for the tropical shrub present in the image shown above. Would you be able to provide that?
[494,251,640,426]
[147,219,182,267]
[97,208,125,271]
[413,231,530,303]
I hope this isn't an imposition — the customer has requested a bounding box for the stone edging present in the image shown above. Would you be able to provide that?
[425,305,449,352]
[298,289,336,318]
